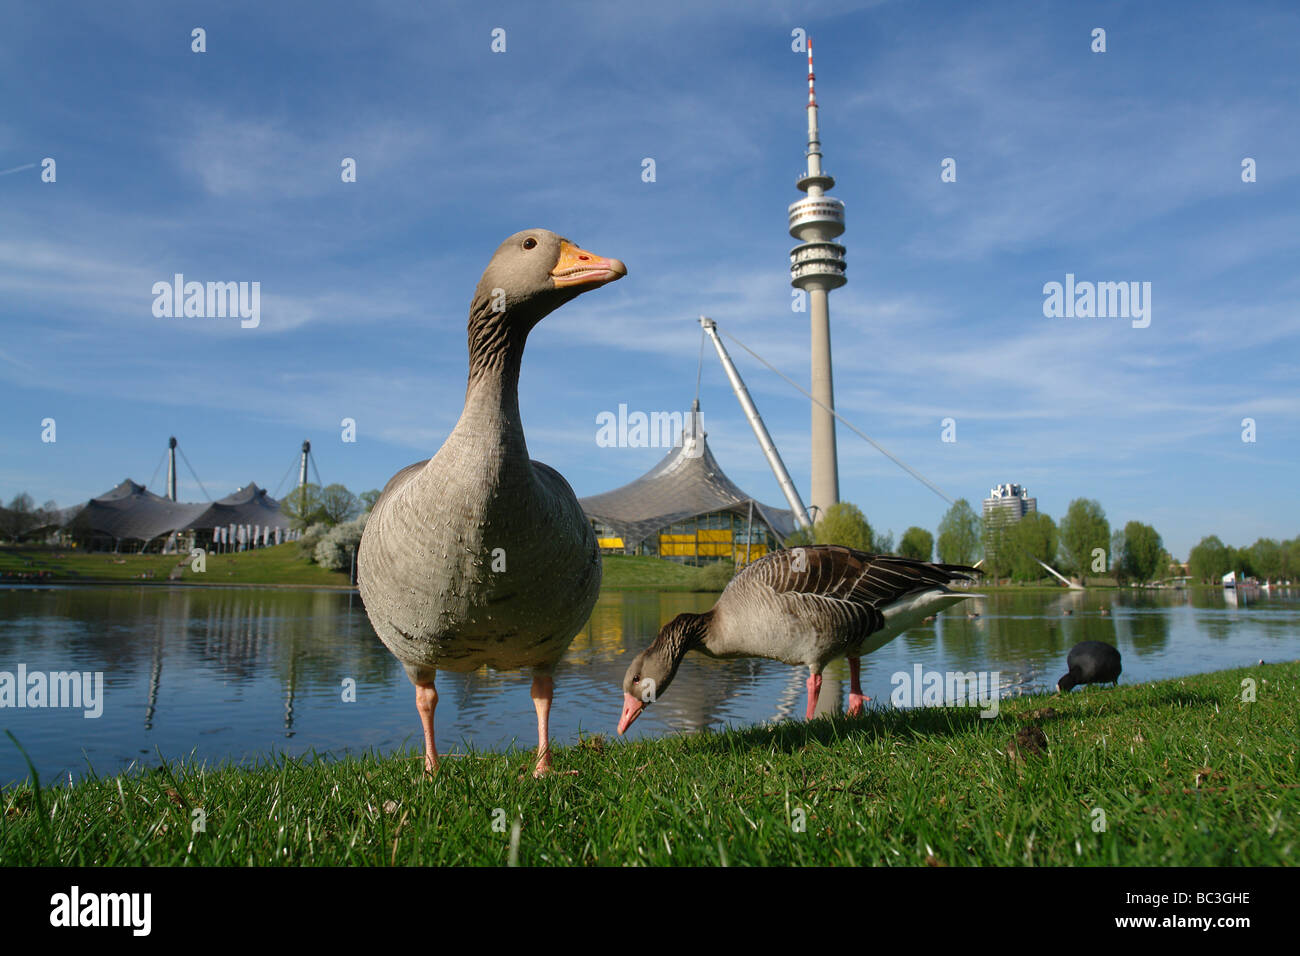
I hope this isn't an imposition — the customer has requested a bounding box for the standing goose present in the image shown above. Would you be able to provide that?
[617,545,980,733]
[359,229,626,777]
[1056,640,1122,692]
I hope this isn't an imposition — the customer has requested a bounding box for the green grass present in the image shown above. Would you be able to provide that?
[3,662,1296,866]
[182,546,352,586]
[0,544,352,587]
[598,555,734,591]
[1,545,1227,594]
[1,547,730,591]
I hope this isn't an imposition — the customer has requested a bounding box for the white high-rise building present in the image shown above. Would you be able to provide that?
[983,483,1038,531]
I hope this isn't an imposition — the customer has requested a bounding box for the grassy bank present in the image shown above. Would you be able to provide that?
[598,555,735,591]
[0,544,352,587]
[3,662,1295,866]
[0,547,733,592]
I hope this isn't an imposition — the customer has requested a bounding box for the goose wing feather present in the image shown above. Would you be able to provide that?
[740,545,974,609]
[715,546,977,664]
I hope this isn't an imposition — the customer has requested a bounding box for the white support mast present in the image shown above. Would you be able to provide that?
[166,436,178,501]
[700,316,812,529]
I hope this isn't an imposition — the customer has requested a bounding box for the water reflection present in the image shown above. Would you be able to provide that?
[0,584,1296,786]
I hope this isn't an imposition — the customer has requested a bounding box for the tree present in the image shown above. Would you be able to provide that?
[981,523,1011,578]
[813,502,873,552]
[1284,537,1300,582]
[1227,546,1255,579]
[280,483,325,530]
[936,499,981,565]
[1187,535,1230,583]
[318,484,360,526]
[1058,498,1110,582]
[1249,538,1283,581]
[898,526,934,562]
[358,489,383,513]
[784,524,815,548]
[1109,528,1128,582]
[1121,521,1163,582]
[0,493,36,541]
[875,529,895,555]
[1004,512,1059,581]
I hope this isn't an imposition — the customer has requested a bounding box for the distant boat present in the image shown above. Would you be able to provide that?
[1222,570,1236,589]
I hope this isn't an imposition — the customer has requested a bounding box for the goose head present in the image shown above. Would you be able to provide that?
[617,612,708,734]
[468,229,625,358]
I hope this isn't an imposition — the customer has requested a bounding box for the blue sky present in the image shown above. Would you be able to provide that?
[2,0,1297,558]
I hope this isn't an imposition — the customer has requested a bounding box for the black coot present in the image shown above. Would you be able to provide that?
[1057,641,1122,691]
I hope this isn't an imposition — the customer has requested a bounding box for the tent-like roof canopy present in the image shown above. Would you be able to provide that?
[66,480,207,542]
[65,479,292,542]
[579,428,795,552]
[188,482,292,533]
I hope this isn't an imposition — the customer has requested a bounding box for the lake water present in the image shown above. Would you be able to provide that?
[1,584,1297,787]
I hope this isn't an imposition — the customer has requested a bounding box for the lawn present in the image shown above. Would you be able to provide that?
[0,544,352,587]
[3,662,1295,865]
[1,547,734,591]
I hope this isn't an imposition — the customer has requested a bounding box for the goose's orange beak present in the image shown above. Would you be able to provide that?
[617,693,644,735]
[550,241,627,289]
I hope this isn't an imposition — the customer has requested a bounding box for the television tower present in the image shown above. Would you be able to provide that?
[788,36,846,518]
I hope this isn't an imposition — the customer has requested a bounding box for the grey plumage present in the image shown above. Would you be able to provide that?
[619,545,980,730]
[358,228,626,774]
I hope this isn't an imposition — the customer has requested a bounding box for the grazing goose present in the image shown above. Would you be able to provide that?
[359,229,626,777]
[1056,640,1122,692]
[617,545,980,733]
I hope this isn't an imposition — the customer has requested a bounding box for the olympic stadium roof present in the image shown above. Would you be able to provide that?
[579,428,796,552]
[190,482,293,533]
[65,479,292,543]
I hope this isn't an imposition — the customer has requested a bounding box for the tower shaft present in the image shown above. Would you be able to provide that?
[788,36,845,519]
[807,286,839,509]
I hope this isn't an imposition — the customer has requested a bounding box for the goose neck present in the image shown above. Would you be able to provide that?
[461,300,533,448]
[658,609,714,660]
[466,294,536,391]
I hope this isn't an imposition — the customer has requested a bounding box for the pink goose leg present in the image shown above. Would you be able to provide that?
[415,682,439,774]
[847,656,872,716]
[805,670,823,720]
[531,673,577,778]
